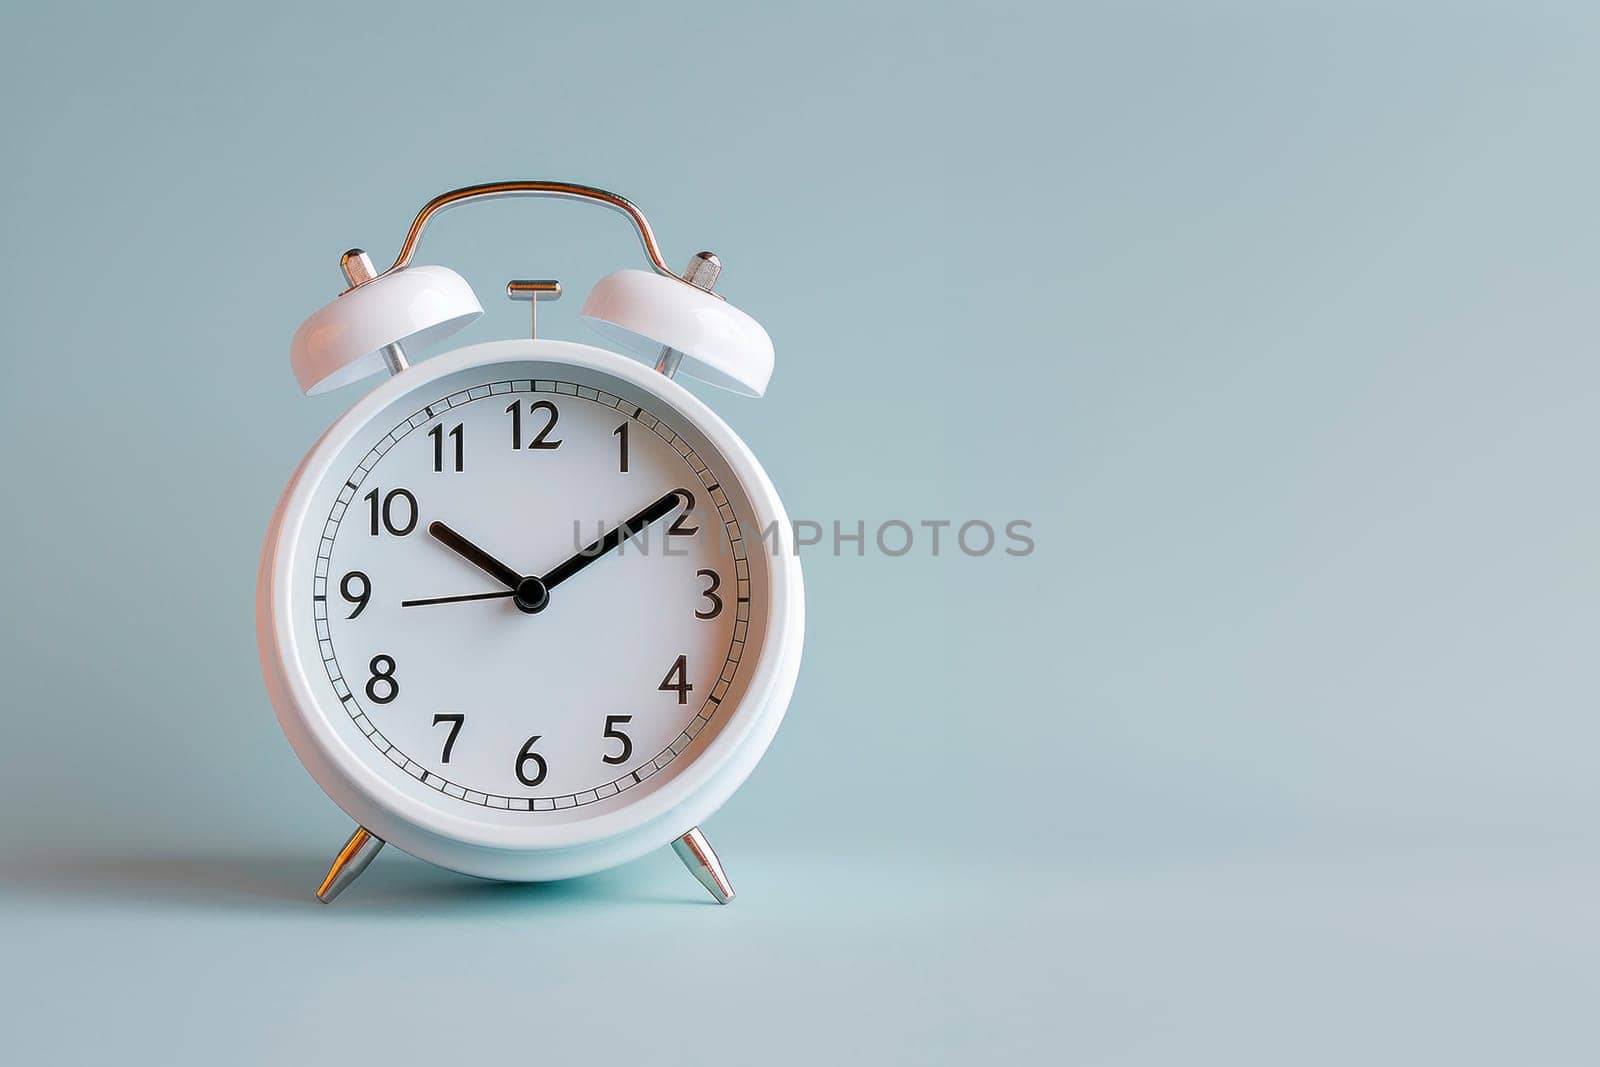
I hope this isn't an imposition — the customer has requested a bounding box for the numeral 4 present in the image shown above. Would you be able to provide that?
[658,655,692,704]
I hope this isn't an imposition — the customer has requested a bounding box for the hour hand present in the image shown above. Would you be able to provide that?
[541,489,686,590]
[428,521,524,590]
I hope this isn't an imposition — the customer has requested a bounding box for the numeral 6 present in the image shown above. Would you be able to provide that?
[515,735,548,787]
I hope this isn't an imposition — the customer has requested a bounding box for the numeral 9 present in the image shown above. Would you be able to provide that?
[339,570,371,619]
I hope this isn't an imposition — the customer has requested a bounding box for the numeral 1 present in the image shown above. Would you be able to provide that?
[613,421,629,472]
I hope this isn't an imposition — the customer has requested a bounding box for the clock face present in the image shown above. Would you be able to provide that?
[304,364,763,821]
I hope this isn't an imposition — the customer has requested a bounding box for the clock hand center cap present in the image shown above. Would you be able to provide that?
[513,575,549,614]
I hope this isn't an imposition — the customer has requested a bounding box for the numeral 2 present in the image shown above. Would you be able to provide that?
[668,490,698,537]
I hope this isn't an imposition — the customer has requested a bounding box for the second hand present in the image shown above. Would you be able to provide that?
[400,590,517,608]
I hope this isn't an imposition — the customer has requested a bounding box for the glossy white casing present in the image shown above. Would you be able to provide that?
[289,266,484,395]
[582,269,775,397]
[257,339,804,881]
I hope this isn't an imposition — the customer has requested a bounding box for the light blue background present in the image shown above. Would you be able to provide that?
[1,1,1596,1063]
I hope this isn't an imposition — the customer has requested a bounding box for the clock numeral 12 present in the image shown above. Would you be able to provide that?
[506,399,561,450]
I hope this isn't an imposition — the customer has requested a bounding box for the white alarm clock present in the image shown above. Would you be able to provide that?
[257,181,804,904]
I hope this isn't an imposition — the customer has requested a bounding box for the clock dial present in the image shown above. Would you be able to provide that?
[310,373,758,816]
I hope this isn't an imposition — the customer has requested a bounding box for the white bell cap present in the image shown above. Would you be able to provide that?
[290,265,483,395]
[581,269,774,397]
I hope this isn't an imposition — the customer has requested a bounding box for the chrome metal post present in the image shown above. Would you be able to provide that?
[655,252,721,378]
[340,249,409,374]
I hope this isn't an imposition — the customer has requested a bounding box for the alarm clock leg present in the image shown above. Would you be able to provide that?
[672,826,735,904]
[315,825,386,903]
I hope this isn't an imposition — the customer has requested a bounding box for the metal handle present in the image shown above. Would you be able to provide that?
[377,180,680,282]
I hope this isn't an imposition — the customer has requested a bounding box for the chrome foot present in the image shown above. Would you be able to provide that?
[672,826,735,904]
[316,825,385,903]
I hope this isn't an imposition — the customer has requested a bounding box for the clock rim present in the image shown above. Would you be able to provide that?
[258,339,804,873]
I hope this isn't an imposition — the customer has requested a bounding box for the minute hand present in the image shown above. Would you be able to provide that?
[542,489,686,590]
